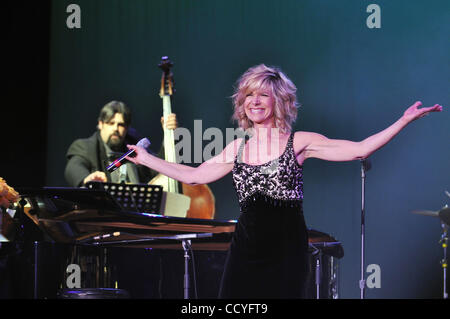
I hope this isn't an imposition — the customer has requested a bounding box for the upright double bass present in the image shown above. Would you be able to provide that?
[149,56,216,220]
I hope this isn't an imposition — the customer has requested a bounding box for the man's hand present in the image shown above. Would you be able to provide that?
[83,171,107,185]
[161,113,178,130]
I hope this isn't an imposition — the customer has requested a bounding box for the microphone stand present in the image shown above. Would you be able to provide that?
[439,221,448,299]
[443,194,450,299]
[438,203,449,299]
[182,239,192,299]
[309,243,321,299]
[359,158,371,299]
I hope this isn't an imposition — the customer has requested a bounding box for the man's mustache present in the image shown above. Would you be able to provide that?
[107,132,123,144]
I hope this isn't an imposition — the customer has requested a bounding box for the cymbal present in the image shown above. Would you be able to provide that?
[412,206,450,226]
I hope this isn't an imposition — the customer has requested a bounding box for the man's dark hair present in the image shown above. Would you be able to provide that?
[97,101,132,127]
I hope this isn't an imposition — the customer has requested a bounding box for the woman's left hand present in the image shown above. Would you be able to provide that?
[402,101,443,123]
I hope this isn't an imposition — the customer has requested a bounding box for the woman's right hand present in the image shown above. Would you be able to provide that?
[125,144,148,166]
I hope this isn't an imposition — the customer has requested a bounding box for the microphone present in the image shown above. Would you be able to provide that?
[360,158,372,172]
[107,138,150,173]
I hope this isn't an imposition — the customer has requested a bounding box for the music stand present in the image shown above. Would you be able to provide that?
[86,182,163,214]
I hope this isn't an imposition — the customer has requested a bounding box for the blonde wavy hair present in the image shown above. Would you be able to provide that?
[231,64,300,134]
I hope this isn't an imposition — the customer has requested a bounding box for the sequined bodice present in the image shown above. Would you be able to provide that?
[232,132,304,211]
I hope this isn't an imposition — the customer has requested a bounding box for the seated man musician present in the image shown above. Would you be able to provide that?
[64,100,177,187]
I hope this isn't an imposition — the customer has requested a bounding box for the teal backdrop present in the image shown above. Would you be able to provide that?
[46,0,449,298]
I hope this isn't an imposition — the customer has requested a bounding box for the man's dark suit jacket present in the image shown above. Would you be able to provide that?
[64,131,158,187]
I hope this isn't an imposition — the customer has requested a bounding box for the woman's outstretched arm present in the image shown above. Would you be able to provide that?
[125,138,243,185]
[301,101,443,162]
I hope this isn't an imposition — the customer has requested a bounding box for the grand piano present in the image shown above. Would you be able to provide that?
[0,185,343,299]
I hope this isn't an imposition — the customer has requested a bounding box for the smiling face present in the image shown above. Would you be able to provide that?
[243,86,276,128]
[232,64,299,134]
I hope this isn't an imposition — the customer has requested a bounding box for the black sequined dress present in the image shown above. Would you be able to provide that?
[219,132,309,299]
